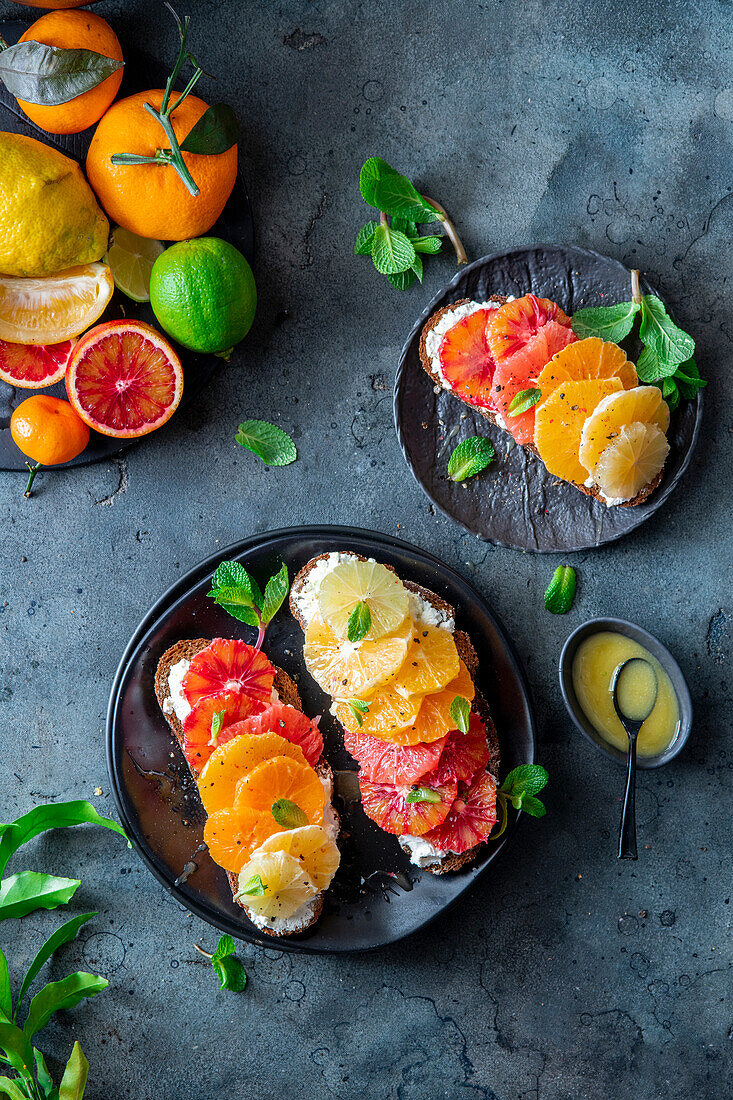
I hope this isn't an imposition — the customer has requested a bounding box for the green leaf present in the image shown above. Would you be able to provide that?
[405,787,442,805]
[16,913,95,1014]
[354,221,379,255]
[370,225,416,275]
[390,217,418,237]
[211,587,260,627]
[410,252,424,283]
[210,710,226,745]
[660,376,680,411]
[238,874,267,897]
[209,560,263,609]
[0,950,10,1022]
[211,955,247,992]
[180,103,238,154]
[674,358,707,399]
[449,696,470,734]
[359,157,399,207]
[447,437,495,482]
[372,174,441,224]
[492,796,509,840]
[520,794,547,818]
[23,974,107,1041]
[58,1041,88,1100]
[500,764,549,799]
[507,388,541,417]
[347,602,372,643]
[411,235,443,254]
[0,801,128,877]
[235,420,297,467]
[635,345,676,382]
[544,566,576,614]
[211,935,234,964]
[571,301,639,341]
[639,296,695,366]
[344,699,369,727]
[386,268,417,291]
[270,799,307,829]
[0,1077,28,1100]
[0,1021,33,1077]
[0,873,79,922]
[33,1048,54,1098]
[260,563,289,625]
[0,42,123,106]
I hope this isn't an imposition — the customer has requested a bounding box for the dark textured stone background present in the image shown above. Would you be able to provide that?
[1,1,731,1096]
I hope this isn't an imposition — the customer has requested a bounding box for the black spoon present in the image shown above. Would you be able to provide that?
[611,658,658,860]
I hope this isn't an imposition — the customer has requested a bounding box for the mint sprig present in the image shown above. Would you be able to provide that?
[238,874,267,897]
[493,764,549,838]
[271,799,308,829]
[207,559,289,647]
[447,437,495,483]
[347,601,372,643]
[344,699,370,728]
[405,786,442,805]
[196,935,247,993]
[210,709,226,745]
[508,388,541,417]
[449,696,470,734]
[235,420,296,466]
[544,566,577,614]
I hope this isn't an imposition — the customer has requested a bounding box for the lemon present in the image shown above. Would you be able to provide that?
[236,851,318,921]
[0,264,114,345]
[105,228,164,303]
[256,825,340,890]
[0,134,109,277]
[594,423,669,501]
[318,560,410,640]
[304,616,414,700]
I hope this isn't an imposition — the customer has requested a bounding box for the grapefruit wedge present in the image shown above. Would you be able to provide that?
[0,339,74,389]
[66,320,183,438]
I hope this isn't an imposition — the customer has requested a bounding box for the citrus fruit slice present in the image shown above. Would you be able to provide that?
[0,264,113,345]
[435,714,490,784]
[385,660,475,747]
[437,307,498,408]
[235,850,318,920]
[203,808,256,873]
[66,319,183,438]
[593,422,670,502]
[317,560,409,640]
[421,769,498,854]
[182,639,275,710]
[105,228,165,303]
[359,771,457,836]
[182,691,258,773]
[334,685,423,739]
[343,726,447,786]
[304,615,413,699]
[255,824,340,890]
[578,385,670,474]
[198,733,307,816]
[486,294,573,362]
[391,625,460,697]
[0,339,74,389]
[537,337,637,407]
[491,322,578,446]
[534,378,623,483]
[233,703,323,768]
[233,756,325,826]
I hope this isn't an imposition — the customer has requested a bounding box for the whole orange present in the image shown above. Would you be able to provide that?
[10,394,90,465]
[17,11,123,135]
[86,90,238,240]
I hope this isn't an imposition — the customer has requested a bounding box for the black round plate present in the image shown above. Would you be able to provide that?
[0,20,254,471]
[394,245,703,552]
[105,526,536,954]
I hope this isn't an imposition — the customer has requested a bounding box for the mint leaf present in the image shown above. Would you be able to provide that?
[674,358,707,399]
[410,252,424,283]
[508,388,541,417]
[359,156,399,207]
[180,103,239,154]
[639,296,695,366]
[211,934,235,965]
[209,561,263,609]
[520,795,547,818]
[372,173,441,224]
[260,563,289,625]
[371,225,416,275]
[235,420,297,467]
[347,601,372,642]
[344,699,369,727]
[636,345,673,382]
[660,376,680,411]
[500,764,549,799]
[447,437,495,482]
[271,799,308,829]
[355,221,379,255]
[212,955,247,992]
[450,696,470,734]
[571,301,639,341]
[405,787,442,804]
[391,216,418,237]
[387,268,417,291]
[544,566,576,614]
[210,586,260,627]
[411,235,443,254]
[238,874,267,897]
[210,710,226,745]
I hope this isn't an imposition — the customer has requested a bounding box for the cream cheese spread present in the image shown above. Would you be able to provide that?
[399,833,452,868]
[424,295,514,386]
[246,896,318,934]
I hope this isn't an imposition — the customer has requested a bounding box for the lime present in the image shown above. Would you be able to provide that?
[149,238,256,354]
[105,228,165,303]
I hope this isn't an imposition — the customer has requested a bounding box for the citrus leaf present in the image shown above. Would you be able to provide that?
[450,696,470,734]
[0,802,128,877]
[347,602,371,642]
[354,221,379,255]
[260,563,289,625]
[571,301,639,341]
[447,437,495,482]
[639,296,695,365]
[235,420,297,466]
[271,799,308,829]
[0,873,79,922]
[0,1077,30,1100]
[180,103,239,154]
[16,912,95,1013]
[544,566,576,614]
[58,1041,89,1100]
[508,388,541,417]
[23,974,107,1040]
[0,1020,33,1077]
[0,42,123,106]
[371,225,415,275]
[33,1049,54,1099]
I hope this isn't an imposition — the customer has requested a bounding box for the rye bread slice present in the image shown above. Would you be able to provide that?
[290,552,501,874]
[154,637,336,937]
[418,298,664,507]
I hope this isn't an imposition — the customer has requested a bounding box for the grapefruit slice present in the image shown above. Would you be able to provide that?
[534,378,622,483]
[491,322,578,445]
[593,422,669,501]
[343,726,447,785]
[437,307,498,408]
[359,771,457,836]
[421,769,498,854]
[0,264,114,345]
[198,732,307,816]
[486,294,573,362]
[233,703,323,768]
[182,691,259,773]
[0,339,74,389]
[182,639,276,710]
[578,385,670,475]
[235,850,318,919]
[436,714,490,784]
[66,319,183,438]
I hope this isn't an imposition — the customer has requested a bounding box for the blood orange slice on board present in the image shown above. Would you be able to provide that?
[235,703,324,768]
[182,691,259,772]
[343,726,447,786]
[421,769,498,854]
[0,339,74,388]
[437,307,499,408]
[66,319,183,437]
[486,295,573,362]
[436,714,490,785]
[359,771,457,836]
[182,639,276,710]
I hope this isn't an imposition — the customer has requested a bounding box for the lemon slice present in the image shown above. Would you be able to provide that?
[579,385,670,475]
[304,615,412,699]
[256,825,340,890]
[594,422,670,501]
[236,850,318,920]
[105,228,164,303]
[0,264,114,345]
[318,560,409,640]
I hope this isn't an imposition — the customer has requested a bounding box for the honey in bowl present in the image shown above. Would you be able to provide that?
[572,631,680,757]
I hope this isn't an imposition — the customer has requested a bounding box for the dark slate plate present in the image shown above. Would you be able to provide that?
[0,20,254,471]
[106,526,536,954]
[394,246,703,552]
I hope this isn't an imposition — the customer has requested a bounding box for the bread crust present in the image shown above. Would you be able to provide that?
[418,298,664,507]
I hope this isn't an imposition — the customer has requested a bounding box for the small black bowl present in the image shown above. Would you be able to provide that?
[559,618,693,769]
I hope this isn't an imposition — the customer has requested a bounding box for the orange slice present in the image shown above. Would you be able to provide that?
[536,337,637,407]
[388,660,476,746]
[233,755,325,825]
[534,378,623,484]
[391,624,460,697]
[334,686,423,738]
[204,808,259,874]
[304,615,412,699]
[578,385,670,475]
[198,732,307,816]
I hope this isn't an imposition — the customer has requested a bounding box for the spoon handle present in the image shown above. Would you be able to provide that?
[618,730,638,860]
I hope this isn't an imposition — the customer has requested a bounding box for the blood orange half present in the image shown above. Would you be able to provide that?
[359,770,457,836]
[66,320,183,438]
[0,339,74,389]
[437,307,498,408]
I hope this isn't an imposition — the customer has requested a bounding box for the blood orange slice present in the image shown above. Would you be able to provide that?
[435,714,490,784]
[0,339,74,389]
[343,726,447,786]
[182,691,258,773]
[491,322,577,445]
[437,307,498,408]
[486,295,573,362]
[234,703,323,768]
[182,639,276,710]
[359,771,457,836]
[66,319,183,438]
[421,769,498,853]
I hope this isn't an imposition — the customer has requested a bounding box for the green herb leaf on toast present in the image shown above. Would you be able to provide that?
[508,388,541,417]
[260,563,290,625]
[344,699,370,727]
[58,1040,89,1100]
[180,103,239,154]
[405,787,442,805]
[639,296,695,366]
[271,799,308,829]
[447,437,495,482]
[235,420,297,467]
[0,42,123,106]
[210,710,226,745]
[370,225,416,275]
[354,221,379,255]
[449,696,470,734]
[544,566,576,614]
[238,875,267,897]
[571,300,639,342]
[347,602,372,643]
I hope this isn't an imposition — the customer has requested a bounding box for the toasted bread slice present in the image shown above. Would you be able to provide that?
[290,552,501,873]
[418,297,664,507]
[154,637,338,937]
